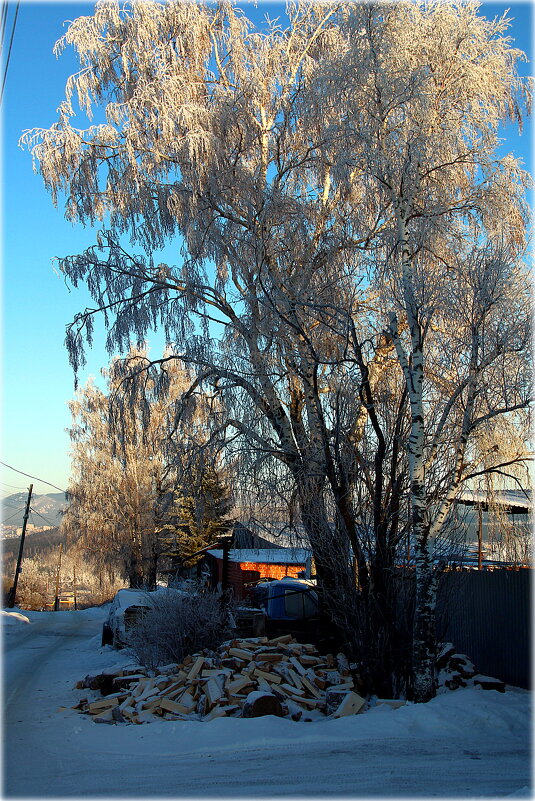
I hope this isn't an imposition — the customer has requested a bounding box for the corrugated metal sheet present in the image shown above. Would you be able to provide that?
[436,570,531,689]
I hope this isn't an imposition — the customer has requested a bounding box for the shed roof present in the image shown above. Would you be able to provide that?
[457,489,532,514]
[206,548,312,565]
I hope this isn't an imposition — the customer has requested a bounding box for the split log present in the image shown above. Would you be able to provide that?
[88,698,119,714]
[159,697,195,715]
[93,708,115,724]
[187,656,205,680]
[332,691,366,718]
[242,691,284,718]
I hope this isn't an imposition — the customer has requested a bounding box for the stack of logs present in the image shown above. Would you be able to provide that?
[74,633,388,725]
[73,636,499,725]
[436,643,506,692]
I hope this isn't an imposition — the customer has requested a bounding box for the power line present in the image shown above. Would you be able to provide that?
[1,1,9,50]
[0,480,27,491]
[29,508,59,528]
[1,507,26,524]
[0,0,19,104]
[0,462,67,494]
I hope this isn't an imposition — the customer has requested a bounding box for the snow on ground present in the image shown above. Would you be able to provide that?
[1,611,30,624]
[2,605,532,798]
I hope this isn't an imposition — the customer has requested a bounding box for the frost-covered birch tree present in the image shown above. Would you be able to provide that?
[24,0,382,658]
[63,347,203,588]
[318,1,532,700]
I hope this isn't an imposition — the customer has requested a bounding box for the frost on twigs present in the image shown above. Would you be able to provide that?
[24,0,532,704]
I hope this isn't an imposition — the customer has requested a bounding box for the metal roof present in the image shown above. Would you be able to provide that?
[457,489,532,514]
[206,548,312,564]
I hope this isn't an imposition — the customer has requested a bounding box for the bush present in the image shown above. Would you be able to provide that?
[127,591,235,670]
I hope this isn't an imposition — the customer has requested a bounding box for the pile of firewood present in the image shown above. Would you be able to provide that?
[73,635,501,725]
[436,643,505,693]
[74,633,397,725]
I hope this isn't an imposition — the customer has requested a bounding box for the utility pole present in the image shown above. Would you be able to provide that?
[54,543,63,611]
[73,564,78,611]
[6,484,33,608]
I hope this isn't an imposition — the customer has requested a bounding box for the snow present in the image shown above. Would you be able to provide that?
[1,610,30,624]
[207,548,312,564]
[3,605,532,798]
[110,586,187,613]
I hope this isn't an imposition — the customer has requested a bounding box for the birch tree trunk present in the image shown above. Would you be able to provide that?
[390,205,437,702]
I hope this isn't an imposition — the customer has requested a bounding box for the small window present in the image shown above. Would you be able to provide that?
[284,588,303,618]
[301,591,318,617]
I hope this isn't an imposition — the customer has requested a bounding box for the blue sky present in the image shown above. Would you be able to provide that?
[1,0,533,502]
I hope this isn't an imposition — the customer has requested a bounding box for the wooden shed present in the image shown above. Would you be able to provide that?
[204,548,313,599]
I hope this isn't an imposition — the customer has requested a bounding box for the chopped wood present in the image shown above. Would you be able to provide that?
[287,669,304,689]
[289,657,307,676]
[119,696,135,712]
[201,668,232,678]
[333,691,366,718]
[112,674,146,686]
[187,656,205,680]
[136,679,156,702]
[74,634,371,727]
[255,678,272,693]
[234,639,267,649]
[242,692,284,718]
[196,695,209,717]
[203,706,229,721]
[204,679,223,706]
[254,652,284,663]
[93,708,115,724]
[328,681,354,691]
[121,708,140,723]
[287,644,305,655]
[286,695,323,709]
[227,676,254,695]
[159,679,187,697]
[253,668,281,684]
[159,697,195,715]
[299,655,322,666]
[311,675,327,690]
[88,698,119,714]
[141,698,162,712]
[228,647,255,660]
[131,678,150,698]
[279,682,305,697]
[300,675,322,699]
[267,634,294,644]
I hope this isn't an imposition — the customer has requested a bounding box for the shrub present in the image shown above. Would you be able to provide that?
[127,591,235,670]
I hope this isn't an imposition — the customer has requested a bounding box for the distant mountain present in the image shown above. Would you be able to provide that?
[1,492,67,529]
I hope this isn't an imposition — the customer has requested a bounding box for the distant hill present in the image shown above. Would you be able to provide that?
[1,492,67,529]
[2,526,64,566]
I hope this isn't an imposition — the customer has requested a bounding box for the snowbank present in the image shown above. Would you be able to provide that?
[3,605,532,798]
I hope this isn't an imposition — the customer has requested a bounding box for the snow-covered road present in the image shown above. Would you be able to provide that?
[2,606,532,798]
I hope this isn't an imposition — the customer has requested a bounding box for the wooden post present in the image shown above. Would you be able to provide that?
[222,539,230,592]
[477,504,483,570]
[54,543,63,611]
[6,484,33,608]
[73,564,78,610]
